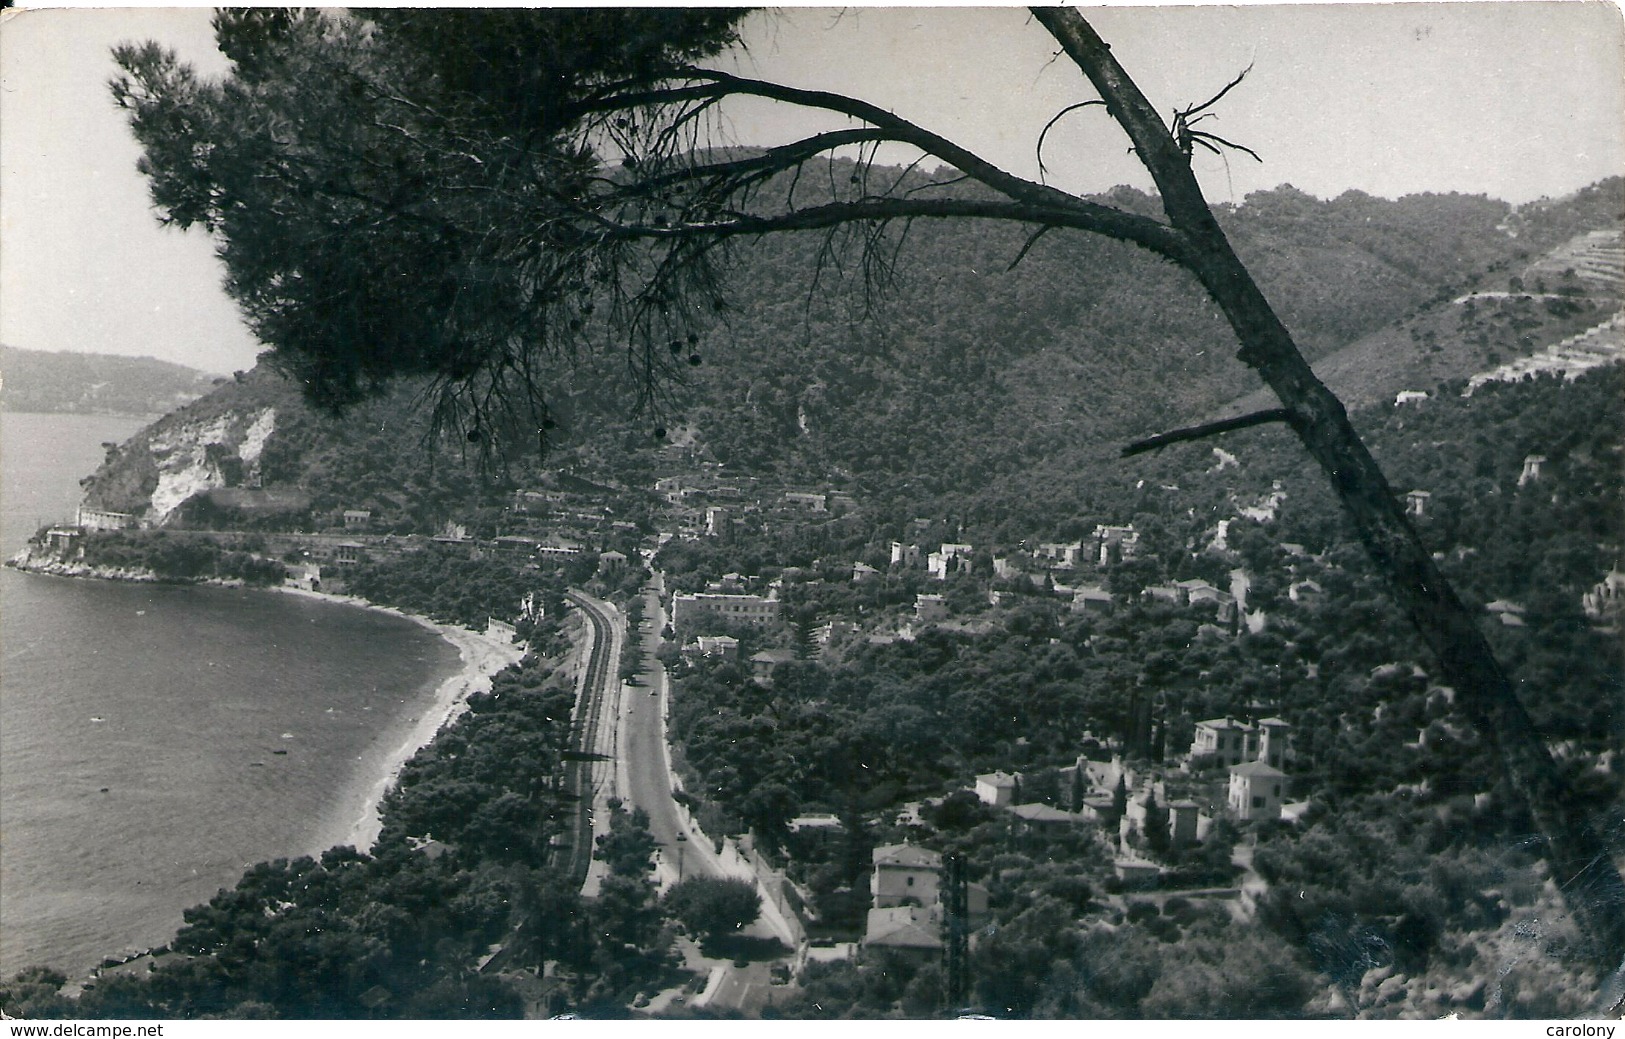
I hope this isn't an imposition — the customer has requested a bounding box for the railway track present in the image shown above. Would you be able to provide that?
[558,590,615,889]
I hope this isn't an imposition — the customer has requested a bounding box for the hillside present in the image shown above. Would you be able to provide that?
[79,368,510,532]
[0,345,221,416]
[558,174,1622,523]
[1217,226,1622,419]
[76,175,1622,535]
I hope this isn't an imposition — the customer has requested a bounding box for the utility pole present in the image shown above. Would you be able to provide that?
[942,852,969,1013]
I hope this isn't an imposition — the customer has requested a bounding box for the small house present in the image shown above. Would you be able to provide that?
[1113,858,1162,888]
[1167,799,1206,846]
[1189,717,1252,766]
[871,844,942,909]
[750,648,798,684]
[693,635,740,660]
[1070,585,1114,614]
[44,527,83,560]
[1009,803,1090,828]
[1227,760,1288,821]
[334,541,364,566]
[974,771,1022,807]
[863,906,942,956]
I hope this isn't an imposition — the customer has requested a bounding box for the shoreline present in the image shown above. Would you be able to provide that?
[6,553,531,855]
[268,585,528,853]
[0,560,527,978]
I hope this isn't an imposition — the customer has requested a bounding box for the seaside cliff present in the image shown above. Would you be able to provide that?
[6,543,160,583]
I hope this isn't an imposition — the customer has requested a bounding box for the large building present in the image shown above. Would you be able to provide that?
[76,506,136,532]
[670,592,780,632]
[1189,716,1289,769]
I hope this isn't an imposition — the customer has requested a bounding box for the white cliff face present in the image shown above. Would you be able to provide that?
[238,407,278,479]
[144,407,278,524]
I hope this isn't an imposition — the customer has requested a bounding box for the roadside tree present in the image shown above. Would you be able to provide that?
[661,876,762,941]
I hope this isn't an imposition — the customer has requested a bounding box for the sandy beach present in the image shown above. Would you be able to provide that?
[272,585,527,853]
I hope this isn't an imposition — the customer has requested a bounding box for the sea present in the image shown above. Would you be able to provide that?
[0,410,460,978]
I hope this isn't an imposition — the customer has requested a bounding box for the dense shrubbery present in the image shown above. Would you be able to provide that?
[76,530,286,584]
[345,545,591,629]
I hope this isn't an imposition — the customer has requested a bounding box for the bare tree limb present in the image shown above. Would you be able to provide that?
[1036,99,1106,176]
[580,195,1196,265]
[574,66,1179,252]
[1121,408,1291,456]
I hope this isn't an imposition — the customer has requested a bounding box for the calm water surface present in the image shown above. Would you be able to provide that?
[0,411,457,976]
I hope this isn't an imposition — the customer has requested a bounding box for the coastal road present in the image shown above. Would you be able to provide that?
[568,580,800,1014]
[567,587,734,892]
[616,578,728,887]
[616,579,800,944]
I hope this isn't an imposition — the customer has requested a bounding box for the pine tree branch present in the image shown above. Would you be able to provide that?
[1121,408,1291,457]
[568,67,1194,262]
[581,195,1191,264]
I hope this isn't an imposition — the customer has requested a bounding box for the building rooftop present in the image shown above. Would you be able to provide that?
[1229,760,1288,779]
[750,649,798,665]
[1008,803,1087,824]
[864,907,942,950]
[873,844,942,869]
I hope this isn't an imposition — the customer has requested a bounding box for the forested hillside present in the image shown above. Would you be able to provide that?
[615,176,1618,494]
[79,369,512,532]
[76,175,1620,539]
[541,172,1621,525]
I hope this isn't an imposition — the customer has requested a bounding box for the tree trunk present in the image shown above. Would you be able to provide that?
[1034,7,1625,995]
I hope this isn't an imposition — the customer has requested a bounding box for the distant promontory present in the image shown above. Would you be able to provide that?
[0,345,221,417]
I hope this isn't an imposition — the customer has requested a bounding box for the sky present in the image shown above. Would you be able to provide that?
[1,3,1621,376]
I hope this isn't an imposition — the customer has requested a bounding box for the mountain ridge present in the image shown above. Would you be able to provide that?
[74,174,1623,533]
[0,345,222,417]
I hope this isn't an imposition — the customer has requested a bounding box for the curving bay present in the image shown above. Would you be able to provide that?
[0,411,463,977]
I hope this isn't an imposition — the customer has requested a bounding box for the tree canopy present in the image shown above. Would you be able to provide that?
[113,9,748,453]
[661,877,761,940]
